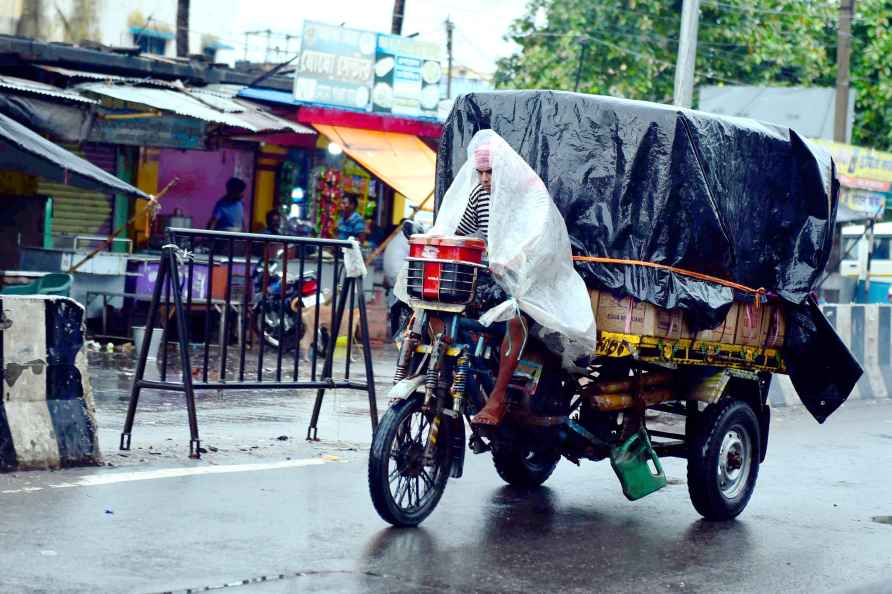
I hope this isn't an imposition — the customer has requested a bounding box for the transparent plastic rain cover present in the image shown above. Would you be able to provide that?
[428,129,596,367]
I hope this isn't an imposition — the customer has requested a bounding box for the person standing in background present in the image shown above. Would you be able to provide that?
[207,177,247,232]
[258,209,283,235]
[337,194,366,242]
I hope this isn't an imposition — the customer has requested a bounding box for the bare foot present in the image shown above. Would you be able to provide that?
[471,400,507,426]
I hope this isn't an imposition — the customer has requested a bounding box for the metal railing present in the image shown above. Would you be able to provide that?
[120,228,378,458]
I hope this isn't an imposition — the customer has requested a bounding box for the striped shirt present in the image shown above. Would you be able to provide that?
[455,184,490,239]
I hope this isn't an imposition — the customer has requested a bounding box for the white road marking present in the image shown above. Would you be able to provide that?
[0,458,327,494]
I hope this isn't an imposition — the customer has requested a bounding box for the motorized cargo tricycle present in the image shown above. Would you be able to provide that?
[367,89,859,528]
[368,234,780,527]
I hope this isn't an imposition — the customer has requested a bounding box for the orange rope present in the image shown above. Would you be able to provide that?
[572,256,766,301]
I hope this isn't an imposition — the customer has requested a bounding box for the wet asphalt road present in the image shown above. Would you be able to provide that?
[2,392,892,593]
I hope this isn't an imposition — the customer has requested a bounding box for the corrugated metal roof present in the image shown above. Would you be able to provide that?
[0,75,97,104]
[230,99,314,134]
[36,65,182,88]
[77,82,254,128]
[187,89,246,113]
[188,88,314,134]
[36,65,130,81]
[77,82,313,134]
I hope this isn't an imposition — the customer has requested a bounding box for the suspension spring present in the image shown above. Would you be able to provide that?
[424,335,447,409]
[425,359,439,392]
[451,353,470,413]
[393,332,419,383]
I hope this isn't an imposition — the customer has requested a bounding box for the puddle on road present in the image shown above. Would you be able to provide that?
[871,516,892,525]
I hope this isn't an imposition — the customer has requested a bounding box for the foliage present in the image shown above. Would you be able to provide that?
[850,0,892,148]
[495,0,892,150]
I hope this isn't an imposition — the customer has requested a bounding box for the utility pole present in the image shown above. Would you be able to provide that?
[574,40,588,93]
[391,0,405,35]
[834,0,856,142]
[445,17,454,99]
[673,0,700,108]
[176,0,190,57]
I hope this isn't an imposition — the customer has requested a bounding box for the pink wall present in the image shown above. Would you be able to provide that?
[157,147,255,228]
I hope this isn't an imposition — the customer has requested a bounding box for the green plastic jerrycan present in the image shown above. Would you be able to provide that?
[609,428,668,501]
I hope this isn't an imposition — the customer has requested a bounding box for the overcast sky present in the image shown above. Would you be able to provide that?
[230,0,528,74]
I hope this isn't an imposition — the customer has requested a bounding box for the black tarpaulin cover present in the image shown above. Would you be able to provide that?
[436,90,860,421]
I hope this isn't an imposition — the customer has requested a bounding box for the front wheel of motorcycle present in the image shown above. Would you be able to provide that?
[368,394,451,527]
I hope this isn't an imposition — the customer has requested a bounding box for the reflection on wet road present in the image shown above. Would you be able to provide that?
[2,350,891,593]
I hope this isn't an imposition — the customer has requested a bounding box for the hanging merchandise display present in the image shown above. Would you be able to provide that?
[317,168,342,238]
[341,159,373,218]
[310,156,383,241]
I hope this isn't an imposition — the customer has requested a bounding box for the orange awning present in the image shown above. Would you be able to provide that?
[313,124,435,212]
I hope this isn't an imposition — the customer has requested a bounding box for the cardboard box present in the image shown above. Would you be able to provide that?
[763,304,786,348]
[695,303,739,344]
[594,290,690,339]
[735,303,768,346]
[655,308,689,339]
[592,289,786,348]
[596,292,649,335]
[735,302,788,348]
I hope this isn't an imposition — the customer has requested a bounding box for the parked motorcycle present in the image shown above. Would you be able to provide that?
[252,248,320,351]
[368,235,771,527]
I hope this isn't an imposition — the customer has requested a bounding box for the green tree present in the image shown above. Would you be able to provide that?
[850,0,892,148]
[495,0,892,151]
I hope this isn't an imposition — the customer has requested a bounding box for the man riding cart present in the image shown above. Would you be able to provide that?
[370,90,862,527]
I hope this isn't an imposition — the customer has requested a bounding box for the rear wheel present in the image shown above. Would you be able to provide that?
[687,398,761,520]
[368,394,451,526]
[492,447,560,487]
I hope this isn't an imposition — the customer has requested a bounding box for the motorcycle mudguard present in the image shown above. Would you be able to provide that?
[387,375,426,401]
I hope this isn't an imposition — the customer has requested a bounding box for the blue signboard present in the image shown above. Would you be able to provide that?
[293,21,377,110]
[372,34,441,118]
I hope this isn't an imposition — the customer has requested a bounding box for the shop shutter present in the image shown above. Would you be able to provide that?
[38,143,117,239]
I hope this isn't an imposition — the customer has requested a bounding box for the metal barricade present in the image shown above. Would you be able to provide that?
[120,228,378,458]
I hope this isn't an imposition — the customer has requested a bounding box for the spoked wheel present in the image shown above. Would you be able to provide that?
[687,399,761,520]
[492,447,560,487]
[368,394,451,526]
